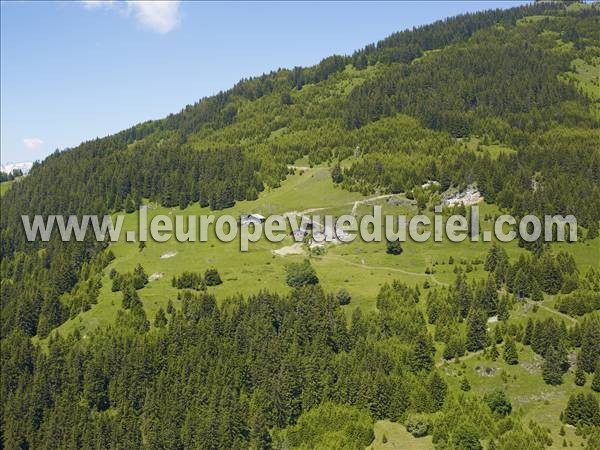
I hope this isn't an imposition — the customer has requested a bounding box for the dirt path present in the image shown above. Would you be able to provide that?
[526,299,579,324]
[284,193,396,219]
[273,243,305,256]
[350,194,394,216]
[319,254,449,286]
[287,165,311,171]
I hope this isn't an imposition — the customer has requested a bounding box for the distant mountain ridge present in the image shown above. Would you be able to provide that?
[0,161,33,174]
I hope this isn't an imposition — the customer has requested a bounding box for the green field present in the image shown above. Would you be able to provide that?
[0,180,13,196]
[47,163,599,340]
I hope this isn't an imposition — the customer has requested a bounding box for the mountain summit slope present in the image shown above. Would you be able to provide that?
[1,3,600,449]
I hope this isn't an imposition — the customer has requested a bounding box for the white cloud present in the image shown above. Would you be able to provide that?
[81,1,114,9]
[127,1,180,34]
[80,1,180,34]
[23,138,44,151]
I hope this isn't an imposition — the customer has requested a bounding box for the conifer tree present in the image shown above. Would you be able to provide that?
[497,294,510,321]
[542,346,564,385]
[154,307,167,328]
[523,318,534,345]
[580,319,600,372]
[587,221,599,240]
[466,308,488,352]
[503,337,518,365]
[428,371,448,411]
[490,342,499,361]
[592,362,600,393]
[409,334,435,373]
[530,278,544,302]
[480,274,499,316]
[460,377,471,392]
[166,299,175,315]
[494,326,503,344]
[574,361,586,387]
[513,269,529,299]
[204,268,223,286]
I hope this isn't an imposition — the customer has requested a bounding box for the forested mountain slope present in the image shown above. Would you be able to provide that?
[1,2,600,449]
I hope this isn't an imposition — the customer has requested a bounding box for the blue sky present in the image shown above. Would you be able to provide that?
[1,1,528,164]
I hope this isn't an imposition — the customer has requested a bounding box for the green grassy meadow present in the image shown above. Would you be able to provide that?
[0,180,13,196]
[48,164,599,339]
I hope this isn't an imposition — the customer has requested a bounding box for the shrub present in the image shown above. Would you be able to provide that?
[273,402,373,449]
[485,389,512,416]
[172,272,206,290]
[336,288,351,305]
[285,259,319,289]
[204,268,223,286]
[386,239,403,255]
[406,414,431,437]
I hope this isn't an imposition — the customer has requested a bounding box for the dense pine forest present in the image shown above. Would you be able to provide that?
[1,2,600,449]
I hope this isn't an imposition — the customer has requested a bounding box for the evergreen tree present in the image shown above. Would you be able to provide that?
[154,308,167,328]
[580,318,600,372]
[330,163,343,184]
[530,278,544,302]
[285,260,318,289]
[336,289,351,306]
[204,268,223,286]
[494,326,503,344]
[450,423,482,450]
[574,361,586,387]
[479,274,499,316]
[523,318,534,345]
[428,371,448,410]
[489,342,500,361]
[513,269,529,299]
[122,284,141,310]
[386,239,403,255]
[460,377,471,392]
[166,299,175,315]
[484,390,512,416]
[592,362,600,393]
[497,294,510,321]
[466,308,488,352]
[587,221,599,240]
[503,337,519,365]
[133,264,148,290]
[409,334,435,373]
[542,346,564,385]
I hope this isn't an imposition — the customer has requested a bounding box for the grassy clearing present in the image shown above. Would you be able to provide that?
[441,345,589,448]
[0,180,13,196]
[459,136,516,159]
[568,57,600,100]
[46,164,599,337]
[370,420,433,450]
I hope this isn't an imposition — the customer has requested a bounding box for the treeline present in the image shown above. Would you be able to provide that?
[483,244,586,298]
[555,266,600,317]
[0,168,23,183]
[171,268,223,290]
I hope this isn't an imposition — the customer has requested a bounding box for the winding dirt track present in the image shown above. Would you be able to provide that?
[319,254,449,286]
